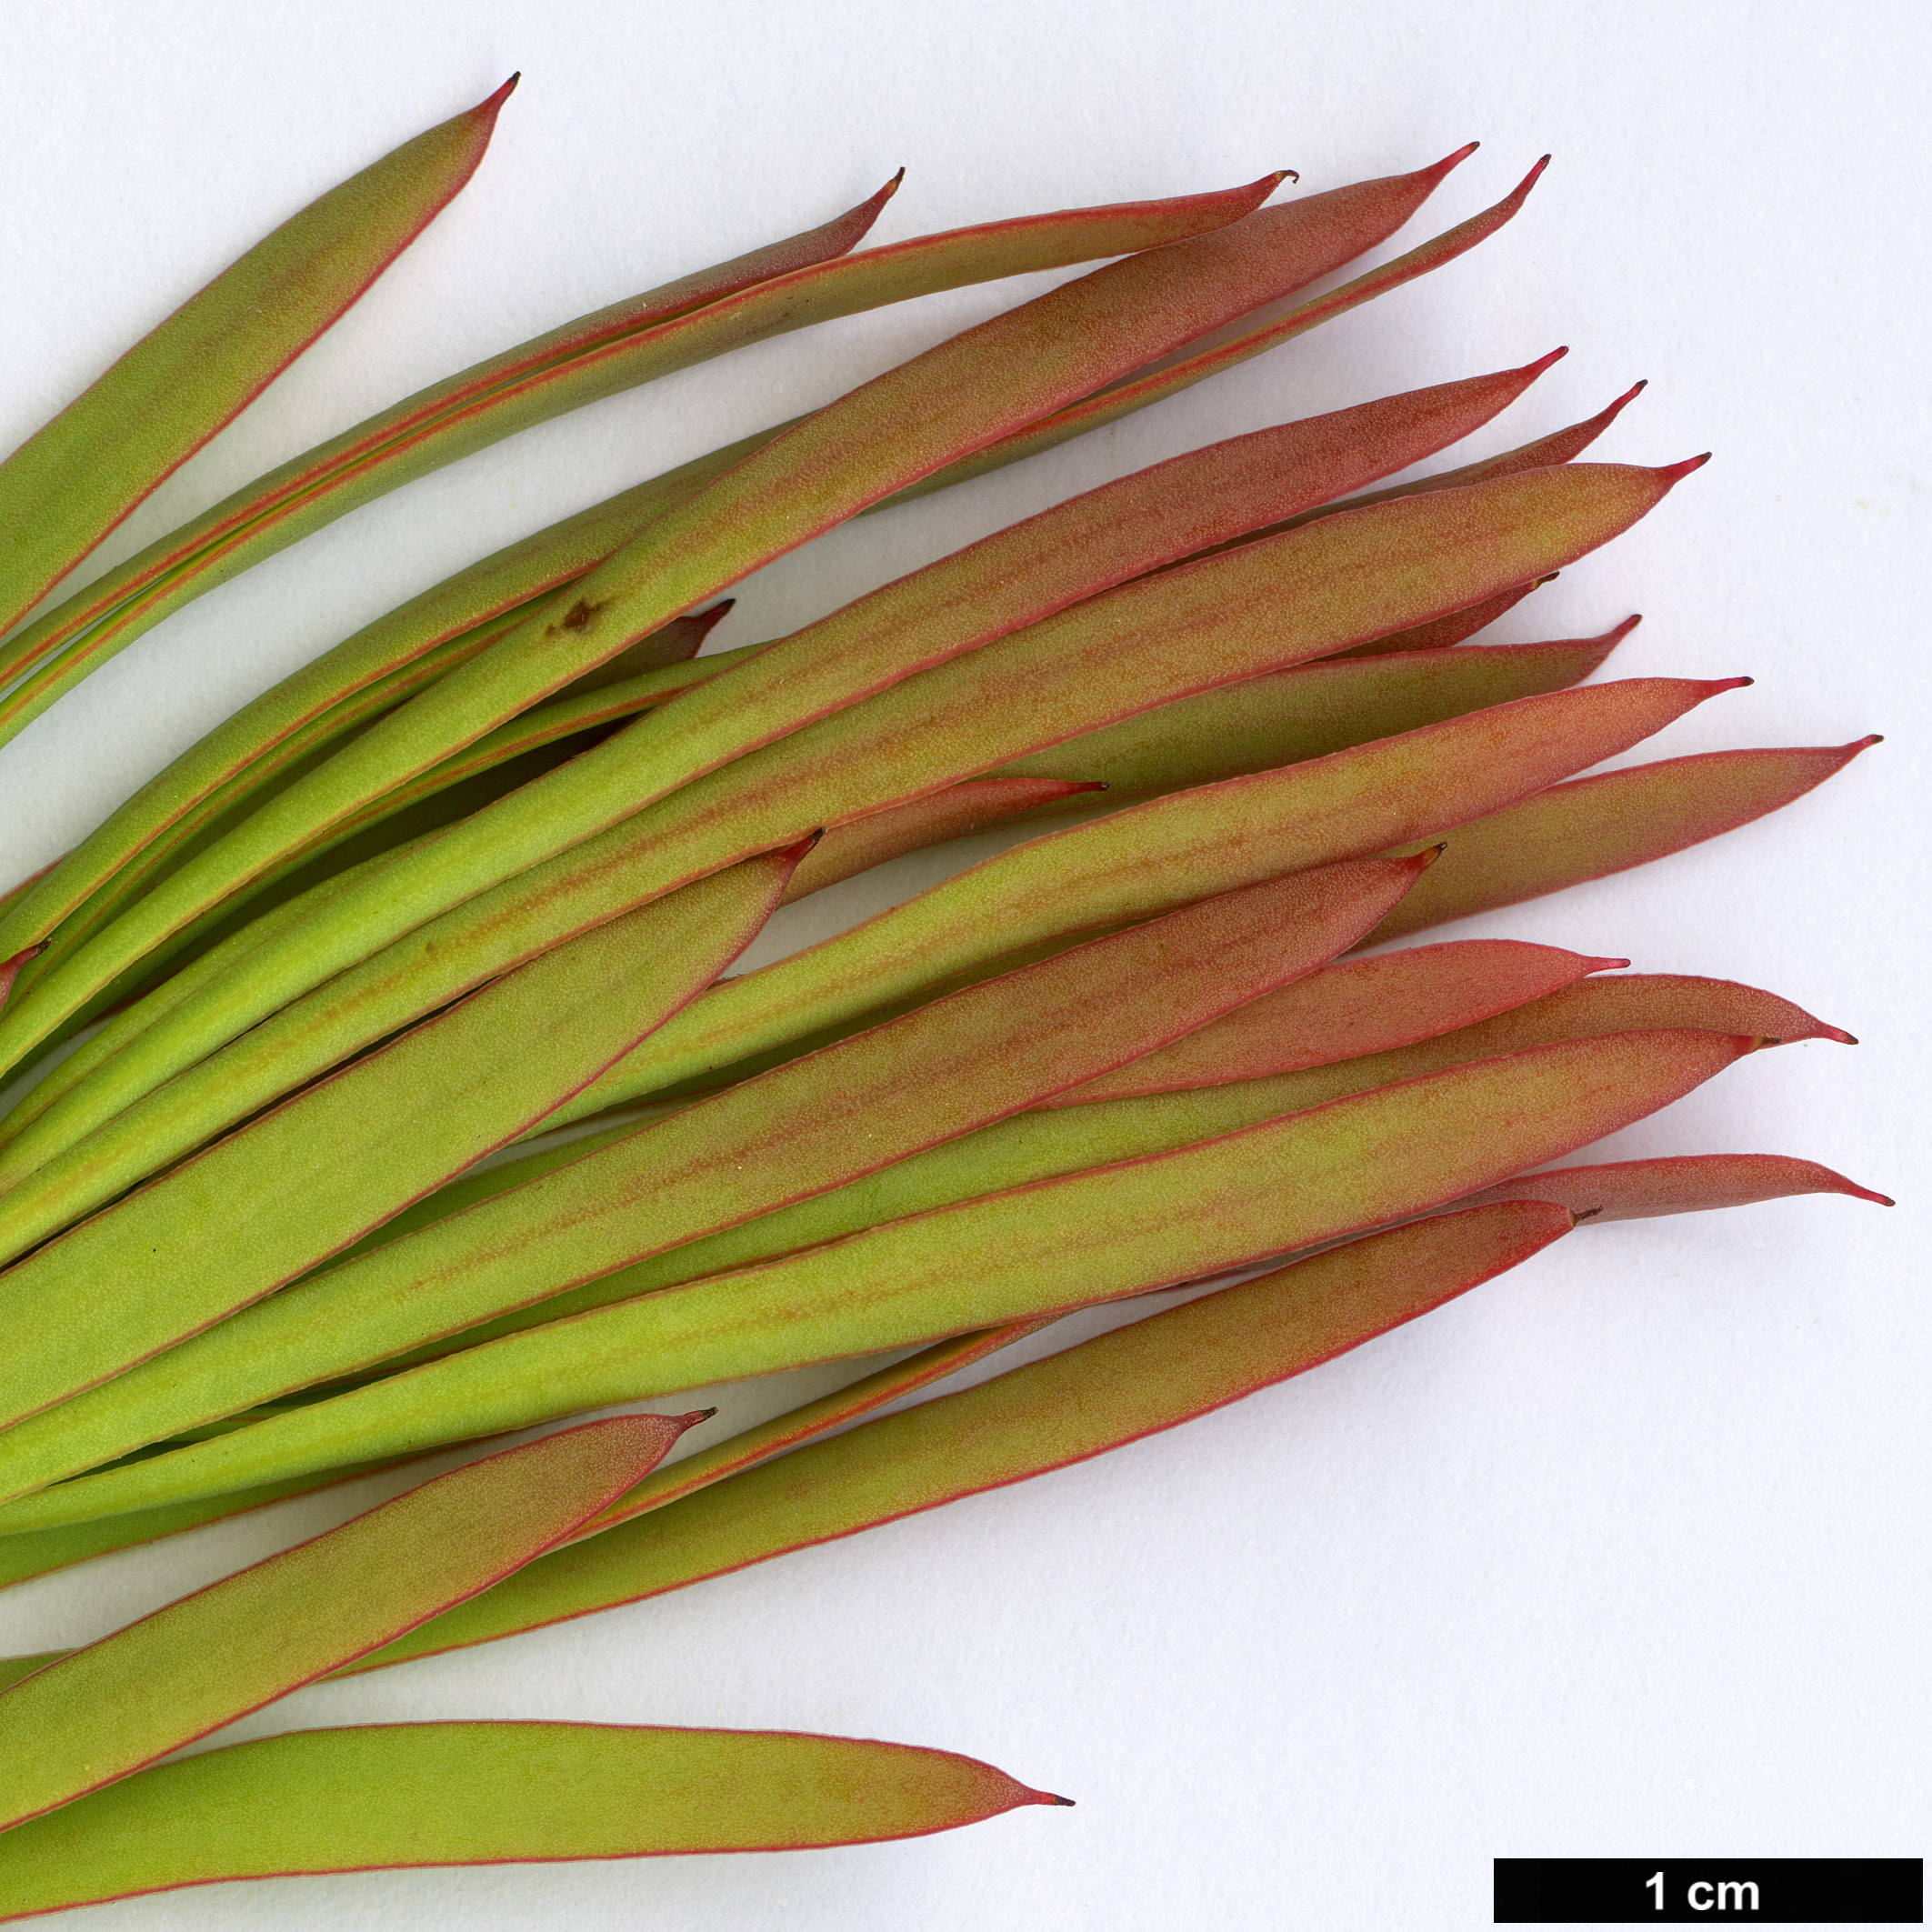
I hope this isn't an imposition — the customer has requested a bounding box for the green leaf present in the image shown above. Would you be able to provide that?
[0,1029,1747,1527]
[1364,738,1883,941]
[0,465,1711,1129]
[343,1203,1575,1672]
[0,168,1279,752]
[993,621,1637,805]
[549,666,1730,1127]
[0,855,1428,1497]
[0,851,797,1435]
[0,81,516,640]
[0,1416,693,1833]
[0,1720,1065,1917]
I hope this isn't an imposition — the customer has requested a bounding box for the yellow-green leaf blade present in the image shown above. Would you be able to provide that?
[0,1720,1063,1919]
[0,81,515,638]
[0,1416,690,1833]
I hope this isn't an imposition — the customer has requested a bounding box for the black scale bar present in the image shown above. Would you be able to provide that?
[1495,1857,1922,1924]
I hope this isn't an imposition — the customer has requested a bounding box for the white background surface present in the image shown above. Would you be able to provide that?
[1,2,1927,1927]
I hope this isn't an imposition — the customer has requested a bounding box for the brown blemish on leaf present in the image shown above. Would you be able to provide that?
[557,598,607,632]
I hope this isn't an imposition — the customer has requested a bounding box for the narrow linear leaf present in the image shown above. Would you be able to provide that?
[0,156,1478,967]
[1043,938,1626,1105]
[0,851,798,1435]
[0,1452,454,1597]
[550,666,1731,1126]
[331,937,1617,1304]
[1365,738,1882,941]
[0,828,453,1164]
[1285,377,1651,534]
[0,1030,1749,1525]
[0,856,1432,1497]
[342,1203,1575,1672]
[375,963,1823,1380]
[1322,575,1553,658]
[62,466,1710,1139]
[270,354,1564,876]
[995,621,1637,804]
[0,1327,1035,1603]
[0,449,1697,1147]
[0,1720,1065,1919]
[0,163,1286,759]
[0,317,1526,1079]
[890,150,1541,502]
[0,81,516,637]
[1456,1154,1892,1219]
[0,1416,695,1833]
[0,599,730,997]
[775,778,1104,902]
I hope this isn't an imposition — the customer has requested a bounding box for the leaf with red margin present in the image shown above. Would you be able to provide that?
[777,778,1106,902]
[995,621,1638,804]
[0,856,1434,1499]
[0,81,516,639]
[1364,739,1882,942]
[892,149,1537,502]
[552,666,1736,1127]
[0,1328,1037,1599]
[0,155,1481,966]
[1323,574,1555,657]
[0,1415,696,1833]
[0,850,802,1437]
[1043,939,1626,1105]
[0,163,1278,746]
[1454,1154,1892,1220]
[0,1720,1065,1918]
[0,1029,1748,1526]
[0,461,1713,1122]
[335,1203,1575,1674]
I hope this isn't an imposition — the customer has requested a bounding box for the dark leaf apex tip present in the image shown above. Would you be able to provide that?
[1508,154,1553,199]
[478,75,520,115]
[1657,452,1713,484]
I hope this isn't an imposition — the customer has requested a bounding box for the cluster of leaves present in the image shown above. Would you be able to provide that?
[0,81,1885,1917]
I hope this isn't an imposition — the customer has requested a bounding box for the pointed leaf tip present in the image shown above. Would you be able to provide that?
[477,74,520,116]
[1525,345,1569,376]
[1657,452,1713,484]
[1503,155,1552,203]
[1586,956,1634,972]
